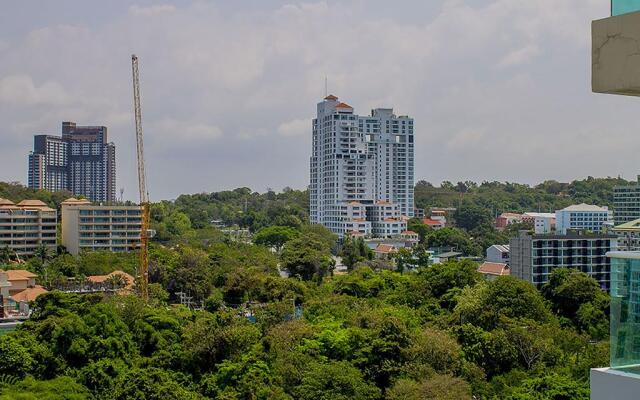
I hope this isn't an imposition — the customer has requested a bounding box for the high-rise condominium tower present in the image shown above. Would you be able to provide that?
[310,95,414,238]
[27,122,116,202]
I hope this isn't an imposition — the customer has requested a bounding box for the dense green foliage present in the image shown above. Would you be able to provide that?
[414,176,628,214]
[0,180,622,398]
[0,250,608,399]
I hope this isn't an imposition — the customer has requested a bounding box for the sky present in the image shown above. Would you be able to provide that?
[1,0,637,201]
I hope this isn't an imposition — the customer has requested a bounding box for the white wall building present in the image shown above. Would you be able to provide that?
[555,204,612,234]
[486,244,510,264]
[523,212,556,234]
[61,198,142,255]
[310,95,413,237]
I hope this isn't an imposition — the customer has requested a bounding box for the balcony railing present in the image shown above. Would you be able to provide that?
[612,0,640,16]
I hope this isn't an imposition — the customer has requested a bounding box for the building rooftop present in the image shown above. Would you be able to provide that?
[489,244,510,253]
[422,218,444,226]
[0,198,15,206]
[523,212,556,218]
[87,271,135,290]
[4,270,38,281]
[374,244,396,254]
[613,218,640,231]
[11,285,48,302]
[336,102,353,109]
[324,94,338,101]
[478,262,510,276]
[61,198,92,205]
[560,203,609,212]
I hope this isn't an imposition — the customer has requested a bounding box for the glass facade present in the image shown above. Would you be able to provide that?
[612,0,640,16]
[610,252,640,372]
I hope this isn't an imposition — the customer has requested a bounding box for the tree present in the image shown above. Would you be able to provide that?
[111,368,203,400]
[387,375,472,400]
[281,235,335,282]
[293,361,381,400]
[454,203,492,231]
[254,226,299,252]
[341,235,372,271]
[0,376,90,400]
[542,268,606,321]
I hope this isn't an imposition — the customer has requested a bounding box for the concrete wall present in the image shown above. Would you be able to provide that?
[593,12,640,96]
[591,368,640,399]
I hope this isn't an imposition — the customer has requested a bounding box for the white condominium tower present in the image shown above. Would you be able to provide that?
[310,95,414,238]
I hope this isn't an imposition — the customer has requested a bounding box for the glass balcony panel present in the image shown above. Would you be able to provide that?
[612,0,640,16]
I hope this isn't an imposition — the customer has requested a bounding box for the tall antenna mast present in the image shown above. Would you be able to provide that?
[324,76,328,97]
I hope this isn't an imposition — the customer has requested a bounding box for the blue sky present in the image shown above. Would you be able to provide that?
[1,0,635,201]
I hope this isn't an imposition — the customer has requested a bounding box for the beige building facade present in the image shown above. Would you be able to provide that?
[0,198,57,257]
[61,198,142,255]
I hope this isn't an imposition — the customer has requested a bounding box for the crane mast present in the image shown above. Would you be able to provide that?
[131,54,150,302]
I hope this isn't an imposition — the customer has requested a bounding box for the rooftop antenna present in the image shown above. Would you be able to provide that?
[324,76,328,97]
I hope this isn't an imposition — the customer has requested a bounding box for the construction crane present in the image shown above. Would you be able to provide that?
[131,54,150,302]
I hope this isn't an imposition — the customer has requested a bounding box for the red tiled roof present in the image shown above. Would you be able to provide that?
[374,244,396,254]
[402,230,417,235]
[336,102,352,109]
[10,285,48,302]
[478,262,510,276]
[4,270,37,281]
[324,94,338,100]
[87,271,135,290]
[423,218,443,226]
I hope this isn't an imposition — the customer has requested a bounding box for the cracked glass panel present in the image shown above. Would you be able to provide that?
[612,0,640,16]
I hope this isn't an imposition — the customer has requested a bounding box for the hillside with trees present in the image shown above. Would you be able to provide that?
[0,178,623,397]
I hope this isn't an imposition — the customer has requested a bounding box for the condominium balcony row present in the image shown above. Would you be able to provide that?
[0,197,143,257]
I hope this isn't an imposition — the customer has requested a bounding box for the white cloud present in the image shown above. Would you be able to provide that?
[129,4,176,17]
[497,44,541,68]
[0,75,71,106]
[277,118,310,137]
[0,0,631,199]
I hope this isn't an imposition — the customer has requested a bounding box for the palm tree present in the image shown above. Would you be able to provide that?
[34,244,52,264]
[106,273,126,290]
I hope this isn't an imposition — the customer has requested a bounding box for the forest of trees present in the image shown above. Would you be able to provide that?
[0,245,608,399]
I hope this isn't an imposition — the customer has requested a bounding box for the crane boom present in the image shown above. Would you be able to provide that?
[131,54,150,302]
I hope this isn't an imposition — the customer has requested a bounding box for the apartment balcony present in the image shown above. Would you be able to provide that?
[592,1,640,95]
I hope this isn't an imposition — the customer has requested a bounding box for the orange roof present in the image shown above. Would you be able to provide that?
[10,285,48,302]
[0,198,15,206]
[423,218,443,226]
[16,199,47,207]
[374,244,396,254]
[478,262,510,276]
[376,200,391,205]
[324,94,338,100]
[352,218,366,222]
[62,198,91,205]
[402,230,417,235]
[87,271,135,290]
[348,201,362,205]
[4,270,38,281]
[336,102,352,109]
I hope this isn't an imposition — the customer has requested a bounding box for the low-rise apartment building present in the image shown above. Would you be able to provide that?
[522,212,556,234]
[555,204,612,234]
[510,231,617,291]
[61,198,142,255]
[610,219,640,251]
[613,176,640,225]
[0,198,57,257]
